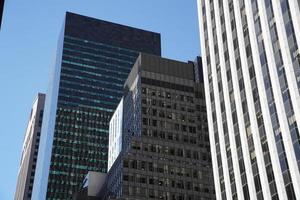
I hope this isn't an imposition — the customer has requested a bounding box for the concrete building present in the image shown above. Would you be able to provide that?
[15,93,45,200]
[105,53,215,200]
[197,0,300,199]
[32,12,161,199]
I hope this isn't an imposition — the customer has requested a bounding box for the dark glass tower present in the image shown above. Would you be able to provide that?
[32,12,161,199]
[0,0,4,29]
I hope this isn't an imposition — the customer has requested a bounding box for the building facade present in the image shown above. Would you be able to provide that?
[197,0,300,199]
[32,12,161,199]
[15,93,45,200]
[106,53,215,200]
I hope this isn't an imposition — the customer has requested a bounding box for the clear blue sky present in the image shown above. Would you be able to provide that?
[0,1,200,199]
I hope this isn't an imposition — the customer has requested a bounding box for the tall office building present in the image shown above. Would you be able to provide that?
[197,0,300,199]
[32,12,161,199]
[15,93,45,200]
[105,53,215,200]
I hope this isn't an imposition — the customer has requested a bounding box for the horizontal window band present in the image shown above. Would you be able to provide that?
[141,77,194,93]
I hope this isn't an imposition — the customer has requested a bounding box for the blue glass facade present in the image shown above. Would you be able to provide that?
[32,12,160,199]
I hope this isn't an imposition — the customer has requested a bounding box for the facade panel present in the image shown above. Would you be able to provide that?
[108,98,123,171]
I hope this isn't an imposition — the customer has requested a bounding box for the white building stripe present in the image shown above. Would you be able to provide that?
[243,0,288,199]
[222,1,257,199]
[271,1,300,197]
[257,0,300,199]
[288,0,300,61]
[204,0,233,198]
[197,1,222,199]
[212,0,244,199]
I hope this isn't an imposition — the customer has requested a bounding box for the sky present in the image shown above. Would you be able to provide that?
[0,1,200,199]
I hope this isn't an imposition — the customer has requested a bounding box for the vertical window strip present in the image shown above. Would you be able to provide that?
[206,0,232,198]
[223,0,258,198]
[241,0,280,198]
[198,0,223,199]
[229,1,265,198]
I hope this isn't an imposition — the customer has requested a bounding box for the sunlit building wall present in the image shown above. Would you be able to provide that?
[197,0,300,199]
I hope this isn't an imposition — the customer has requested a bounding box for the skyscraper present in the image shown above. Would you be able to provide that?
[15,93,45,200]
[32,12,161,199]
[197,0,300,199]
[105,53,215,200]
[0,0,4,29]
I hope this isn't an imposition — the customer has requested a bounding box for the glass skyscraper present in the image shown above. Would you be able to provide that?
[32,12,161,199]
[198,0,300,199]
